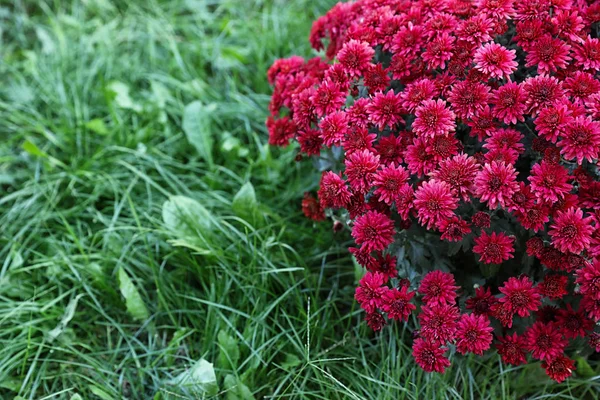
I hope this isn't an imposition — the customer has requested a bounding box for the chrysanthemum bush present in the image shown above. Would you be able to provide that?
[266,0,600,383]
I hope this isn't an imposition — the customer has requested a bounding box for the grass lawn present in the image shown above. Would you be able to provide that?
[1,0,600,399]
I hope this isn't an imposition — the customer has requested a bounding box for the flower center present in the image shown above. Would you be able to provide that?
[560,224,578,238]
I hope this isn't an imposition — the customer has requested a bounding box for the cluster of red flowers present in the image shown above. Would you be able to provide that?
[267,0,600,383]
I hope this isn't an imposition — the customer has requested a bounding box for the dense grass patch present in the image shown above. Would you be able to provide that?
[2,1,600,399]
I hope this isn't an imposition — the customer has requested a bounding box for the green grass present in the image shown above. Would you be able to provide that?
[2,1,600,399]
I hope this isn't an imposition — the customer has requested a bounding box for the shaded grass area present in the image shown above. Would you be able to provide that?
[1,0,600,399]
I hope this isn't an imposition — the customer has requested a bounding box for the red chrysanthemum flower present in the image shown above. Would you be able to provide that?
[345,149,380,193]
[381,286,417,321]
[526,237,545,257]
[319,111,349,147]
[581,296,600,322]
[484,128,524,155]
[473,231,515,265]
[535,102,573,144]
[576,259,600,300]
[565,71,600,105]
[498,276,541,317]
[474,42,518,79]
[448,80,491,119]
[491,82,527,125]
[474,161,519,210]
[367,90,405,130]
[349,246,377,271]
[352,210,396,253]
[538,274,568,299]
[369,253,398,279]
[342,127,377,155]
[373,163,410,205]
[396,183,415,221]
[401,78,437,112]
[524,321,568,361]
[311,80,347,117]
[508,182,537,214]
[552,10,585,43]
[364,64,391,93]
[419,303,460,343]
[542,354,575,383]
[425,135,460,162]
[365,311,386,331]
[526,35,571,74]
[556,304,594,339]
[337,39,375,77]
[302,192,325,221]
[376,134,404,165]
[347,98,370,128]
[429,154,479,201]
[589,332,600,352]
[491,301,514,328]
[405,138,437,178]
[455,313,494,355]
[412,338,451,373]
[297,128,324,155]
[457,15,494,45]
[354,271,388,313]
[558,116,600,165]
[414,180,459,230]
[523,75,565,115]
[528,161,572,204]
[515,204,550,233]
[496,333,527,366]
[266,116,297,147]
[439,216,471,242]
[466,286,498,315]
[418,270,459,306]
[391,23,425,57]
[318,171,352,209]
[471,212,491,228]
[574,36,600,71]
[477,0,515,20]
[549,207,595,254]
[422,32,455,69]
[412,99,456,138]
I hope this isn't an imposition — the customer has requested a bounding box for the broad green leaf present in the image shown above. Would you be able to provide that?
[224,375,254,400]
[182,101,216,166]
[232,182,258,223]
[0,378,21,392]
[218,330,240,370]
[22,140,47,158]
[47,294,84,342]
[118,267,150,321]
[89,386,113,400]
[106,81,142,112]
[162,195,213,239]
[167,239,212,255]
[479,263,501,279]
[576,356,595,378]
[167,359,218,396]
[85,119,109,135]
[70,394,83,400]
[281,354,301,371]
